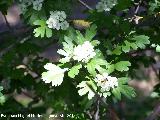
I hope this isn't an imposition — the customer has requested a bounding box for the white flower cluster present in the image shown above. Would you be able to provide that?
[95,73,118,92]
[32,0,44,11]
[18,0,44,14]
[96,0,117,12]
[73,41,96,63]
[46,11,69,30]
[41,63,68,87]
[58,41,96,63]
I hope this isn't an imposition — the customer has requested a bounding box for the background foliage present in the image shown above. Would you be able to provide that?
[0,0,160,120]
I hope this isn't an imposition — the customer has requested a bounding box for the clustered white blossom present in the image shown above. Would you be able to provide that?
[73,41,96,63]
[96,0,117,12]
[46,11,69,30]
[58,41,96,63]
[18,0,44,13]
[95,73,118,92]
[32,0,44,11]
[41,63,68,87]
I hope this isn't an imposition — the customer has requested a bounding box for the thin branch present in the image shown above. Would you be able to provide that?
[78,0,93,10]
[94,100,100,120]
[86,111,93,119]
[86,82,120,120]
[135,0,143,14]
[86,82,108,107]
[3,14,14,34]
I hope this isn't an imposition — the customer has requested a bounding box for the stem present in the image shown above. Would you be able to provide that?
[78,0,93,10]
[135,0,143,14]
[86,82,120,119]
[94,100,100,120]
[3,14,14,33]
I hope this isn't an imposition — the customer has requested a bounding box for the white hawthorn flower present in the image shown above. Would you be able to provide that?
[54,11,67,21]
[60,21,69,30]
[18,3,27,14]
[46,11,69,30]
[73,41,96,63]
[41,63,68,87]
[46,18,60,29]
[19,0,33,6]
[18,0,32,14]
[107,75,119,89]
[96,0,117,12]
[95,73,118,92]
[33,0,44,11]
[18,0,43,14]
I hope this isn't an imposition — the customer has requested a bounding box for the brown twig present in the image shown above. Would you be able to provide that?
[86,82,120,120]
[78,0,93,10]
[135,0,143,14]
[3,14,14,34]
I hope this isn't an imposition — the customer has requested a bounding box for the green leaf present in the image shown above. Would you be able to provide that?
[33,20,52,38]
[106,64,115,74]
[119,85,136,99]
[132,35,150,49]
[91,40,100,46]
[122,44,130,53]
[68,64,82,78]
[58,36,75,63]
[0,87,3,91]
[63,36,74,49]
[115,61,131,72]
[86,59,97,76]
[112,87,121,100]
[0,86,5,105]
[77,81,96,100]
[112,35,150,54]
[156,45,160,52]
[86,58,108,76]
[130,43,138,50]
[112,77,136,100]
[122,40,138,53]
[75,31,86,44]
[46,27,52,38]
[0,95,5,105]
[85,24,97,41]
[112,85,136,100]
[149,0,160,12]
[112,46,122,55]
[118,77,128,85]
